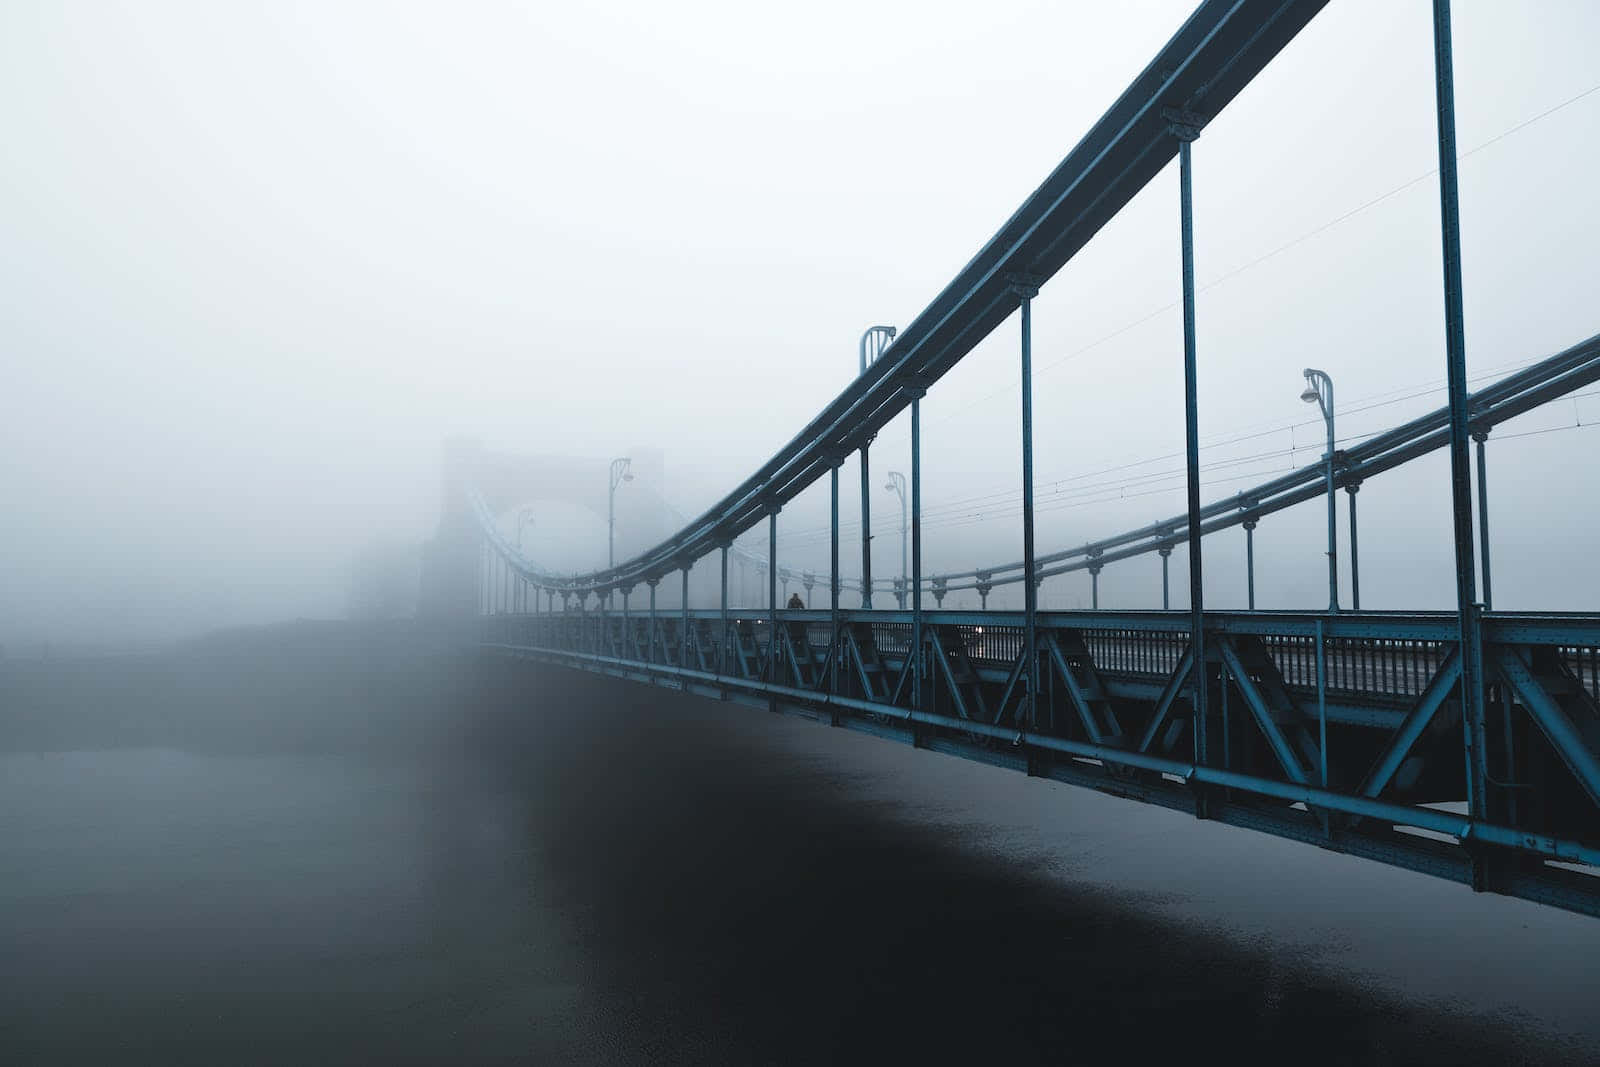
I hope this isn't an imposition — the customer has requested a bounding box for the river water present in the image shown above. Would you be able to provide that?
[2,668,1598,1064]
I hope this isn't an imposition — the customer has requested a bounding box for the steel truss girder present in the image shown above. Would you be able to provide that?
[481,608,1600,920]
[485,638,1600,871]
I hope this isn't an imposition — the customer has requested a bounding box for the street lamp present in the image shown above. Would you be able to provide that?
[884,471,908,609]
[515,508,537,613]
[608,457,633,606]
[858,325,897,609]
[1301,368,1338,613]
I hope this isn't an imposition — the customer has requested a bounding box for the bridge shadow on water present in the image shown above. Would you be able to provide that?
[465,661,1588,1065]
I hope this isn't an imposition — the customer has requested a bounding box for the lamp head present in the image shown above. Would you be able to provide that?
[1300,385,1320,404]
[623,472,634,482]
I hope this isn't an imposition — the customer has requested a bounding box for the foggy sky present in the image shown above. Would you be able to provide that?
[4,0,1600,646]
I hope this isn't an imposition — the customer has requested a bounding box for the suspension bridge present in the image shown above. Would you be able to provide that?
[441,0,1600,918]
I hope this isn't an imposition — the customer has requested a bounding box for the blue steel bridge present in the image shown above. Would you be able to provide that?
[452,0,1600,918]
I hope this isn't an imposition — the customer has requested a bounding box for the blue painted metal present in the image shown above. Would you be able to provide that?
[489,1,1331,599]
[1176,131,1208,773]
[859,440,873,610]
[1431,0,1491,844]
[1475,432,1492,610]
[1302,368,1339,613]
[830,460,841,693]
[720,544,730,675]
[485,614,1600,915]
[1315,618,1328,788]
[1159,546,1172,610]
[767,509,778,679]
[911,393,925,712]
[648,579,658,663]
[1347,484,1361,611]
[885,470,908,609]
[1016,281,1040,730]
[1244,518,1257,610]
[461,0,1600,919]
[1492,646,1600,808]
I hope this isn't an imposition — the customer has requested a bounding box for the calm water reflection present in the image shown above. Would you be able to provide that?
[2,670,1597,1064]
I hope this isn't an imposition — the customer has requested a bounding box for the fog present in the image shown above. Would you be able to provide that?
[5,1,1600,647]
[5,5,1600,1060]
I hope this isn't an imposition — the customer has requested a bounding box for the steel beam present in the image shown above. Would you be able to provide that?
[1431,0,1490,836]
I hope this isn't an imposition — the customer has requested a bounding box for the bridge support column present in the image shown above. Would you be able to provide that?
[1089,563,1102,610]
[1243,518,1257,610]
[1174,116,1210,786]
[1474,431,1492,609]
[910,388,925,713]
[1431,0,1490,874]
[860,442,874,609]
[647,579,659,663]
[768,508,779,704]
[829,459,842,697]
[1347,483,1362,610]
[1159,546,1172,610]
[620,586,631,657]
[680,565,691,671]
[719,544,730,677]
[1010,275,1041,733]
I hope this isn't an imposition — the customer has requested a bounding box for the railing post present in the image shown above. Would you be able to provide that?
[1474,430,1492,610]
[830,458,842,695]
[1172,110,1209,778]
[910,388,926,712]
[1347,482,1362,611]
[1010,275,1041,732]
[1431,0,1490,856]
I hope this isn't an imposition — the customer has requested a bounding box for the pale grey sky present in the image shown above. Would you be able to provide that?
[4,1,1599,644]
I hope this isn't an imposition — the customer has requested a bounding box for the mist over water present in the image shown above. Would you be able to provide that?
[4,644,1597,1064]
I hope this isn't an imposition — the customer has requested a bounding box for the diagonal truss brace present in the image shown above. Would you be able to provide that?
[1359,646,1462,799]
[1494,646,1600,810]
[1137,645,1194,753]
[1042,633,1113,744]
[1216,639,1310,785]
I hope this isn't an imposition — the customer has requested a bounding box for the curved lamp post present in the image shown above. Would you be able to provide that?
[858,325,897,608]
[608,457,633,607]
[515,508,537,612]
[1301,369,1338,613]
[885,470,908,610]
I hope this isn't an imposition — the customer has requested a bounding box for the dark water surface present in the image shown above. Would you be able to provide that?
[3,661,1599,1064]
